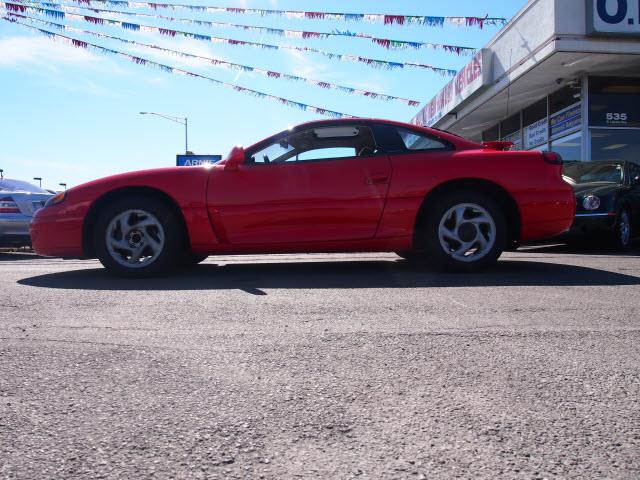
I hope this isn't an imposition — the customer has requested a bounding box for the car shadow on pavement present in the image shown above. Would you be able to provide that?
[0,252,45,261]
[17,259,640,292]
[520,243,640,256]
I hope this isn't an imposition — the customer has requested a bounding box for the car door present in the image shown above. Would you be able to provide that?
[207,124,392,245]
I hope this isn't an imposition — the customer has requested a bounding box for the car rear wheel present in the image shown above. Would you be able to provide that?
[94,196,184,277]
[416,191,506,272]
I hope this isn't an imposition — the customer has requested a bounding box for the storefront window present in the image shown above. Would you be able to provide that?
[500,113,522,150]
[551,131,582,161]
[482,124,500,142]
[591,129,640,163]
[589,77,640,128]
[550,85,581,115]
[523,99,548,150]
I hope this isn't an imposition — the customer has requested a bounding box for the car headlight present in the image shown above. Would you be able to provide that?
[45,191,66,207]
[583,194,601,211]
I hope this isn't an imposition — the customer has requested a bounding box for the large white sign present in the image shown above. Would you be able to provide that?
[588,0,640,35]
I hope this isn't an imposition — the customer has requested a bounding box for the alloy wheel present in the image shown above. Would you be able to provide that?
[437,203,496,263]
[105,209,165,268]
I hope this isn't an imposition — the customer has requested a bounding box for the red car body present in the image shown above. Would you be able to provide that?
[31,119,575,263]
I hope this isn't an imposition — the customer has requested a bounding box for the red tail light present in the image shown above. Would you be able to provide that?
[0,196,20,213]
[542,152,563,165]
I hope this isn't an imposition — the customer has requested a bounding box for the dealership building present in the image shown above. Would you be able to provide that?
[411,0,640,163]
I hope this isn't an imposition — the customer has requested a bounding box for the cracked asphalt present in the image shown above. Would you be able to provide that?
[1,246,639,479]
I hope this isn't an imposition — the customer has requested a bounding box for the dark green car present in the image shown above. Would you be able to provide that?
[562,161,640,249]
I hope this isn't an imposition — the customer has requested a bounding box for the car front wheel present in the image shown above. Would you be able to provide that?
[417,191,507,272]
[612,209,632,250]
[94,195,184,277]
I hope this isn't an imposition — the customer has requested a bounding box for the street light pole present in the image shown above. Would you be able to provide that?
[33,177,42,188]
[59,183,67,190]
[139,112,189,154]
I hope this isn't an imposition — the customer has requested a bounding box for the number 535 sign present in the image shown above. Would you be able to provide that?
[588,0,640,35]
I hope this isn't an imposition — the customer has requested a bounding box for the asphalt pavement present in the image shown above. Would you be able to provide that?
[1,247,639,479]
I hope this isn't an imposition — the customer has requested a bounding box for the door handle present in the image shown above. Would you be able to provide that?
[366,175,389,185]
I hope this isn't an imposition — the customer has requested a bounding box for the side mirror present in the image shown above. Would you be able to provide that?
[224,146,245,171]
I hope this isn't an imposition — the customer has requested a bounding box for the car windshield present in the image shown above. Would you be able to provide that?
[0,179,50,194]
[562,163,623,184]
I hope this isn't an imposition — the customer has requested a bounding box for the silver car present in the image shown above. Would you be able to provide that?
[0,179,53,247]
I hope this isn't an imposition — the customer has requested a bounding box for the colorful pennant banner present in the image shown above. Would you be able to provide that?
[25,0,507,29]
[1,15,356,118]
[20,0,477,53]
[3,11,423,106]
[1,3,460,73]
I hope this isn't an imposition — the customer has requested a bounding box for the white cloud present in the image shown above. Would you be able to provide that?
[0,35,98,68]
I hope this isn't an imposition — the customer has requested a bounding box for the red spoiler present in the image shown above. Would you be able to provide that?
[482,141,514,151]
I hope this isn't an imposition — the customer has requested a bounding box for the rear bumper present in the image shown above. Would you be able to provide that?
[0,214,32,246]
[518,189,576,242]
[30,209,85,258]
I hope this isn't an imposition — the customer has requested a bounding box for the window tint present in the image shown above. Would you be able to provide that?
[297,147,356,161]
[397,128,448,151]
[247,125,376,165]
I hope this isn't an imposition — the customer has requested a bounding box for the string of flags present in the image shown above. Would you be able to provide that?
[19,0,508,29]
[1,15,356,118]
[0,3,461,72]
[2,11,424,106]
[10,1,477,54]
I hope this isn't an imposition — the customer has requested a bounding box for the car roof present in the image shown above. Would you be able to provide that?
[247,118,481,151]
[0,178,51,194]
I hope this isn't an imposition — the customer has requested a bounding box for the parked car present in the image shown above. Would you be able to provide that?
[562,161,640,248]
[0,178,53,248]
[31,118,575,277]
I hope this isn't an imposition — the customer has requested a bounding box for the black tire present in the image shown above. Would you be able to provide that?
[610,208,632,250]
[94,195,185,277]
[414,190,507,272]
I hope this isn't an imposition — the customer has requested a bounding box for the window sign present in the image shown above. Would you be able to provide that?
[590,95,640,127]
[550,103,581,138]
[176,154,222,166]
[588,0,640,36]
[524,117,549,149]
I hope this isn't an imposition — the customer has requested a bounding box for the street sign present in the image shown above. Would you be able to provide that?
[176,155,222,166]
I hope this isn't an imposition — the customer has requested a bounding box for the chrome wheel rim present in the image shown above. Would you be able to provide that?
[105,209,165,268]
[438,203,496,263]
[619,211,631,246]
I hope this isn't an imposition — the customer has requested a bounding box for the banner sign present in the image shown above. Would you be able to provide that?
[410,49,492,127]
[550,103,581,138]
[524,118,548,149]
[176,155,222,166]
[588,0,640,36]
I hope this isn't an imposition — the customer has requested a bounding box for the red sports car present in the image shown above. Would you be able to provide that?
[31,119,575,277]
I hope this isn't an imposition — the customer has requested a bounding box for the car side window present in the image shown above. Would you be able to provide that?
[247,125,376,165]
[396,127,449,151]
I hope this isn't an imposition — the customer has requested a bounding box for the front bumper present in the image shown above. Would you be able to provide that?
[568,212,617,237]
[30,208,85,258]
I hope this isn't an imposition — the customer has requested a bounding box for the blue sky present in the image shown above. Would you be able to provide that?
[0,0,525,189]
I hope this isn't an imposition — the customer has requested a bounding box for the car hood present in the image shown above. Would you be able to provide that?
[570,182,625,197]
